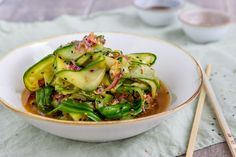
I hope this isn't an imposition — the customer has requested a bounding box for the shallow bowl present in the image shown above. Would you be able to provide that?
[178,9,231,43]
[0,32,202,142]
[134,0,183,26]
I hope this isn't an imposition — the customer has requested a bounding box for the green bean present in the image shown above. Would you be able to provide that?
[61,99,94,112]
[116,85,145,115]
[36,86,54,113]
[48,99,101,121]
[98,103,131,119]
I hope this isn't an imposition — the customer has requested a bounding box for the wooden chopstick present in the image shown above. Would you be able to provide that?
[186,64,212,157]
[200,65,236,157]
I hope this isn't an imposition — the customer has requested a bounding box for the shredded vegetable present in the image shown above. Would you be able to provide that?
[23,33,160,121]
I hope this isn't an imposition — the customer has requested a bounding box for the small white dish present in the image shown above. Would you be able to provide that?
[134,0,183,27]
[178,9,231,43]
[0,32,202,142]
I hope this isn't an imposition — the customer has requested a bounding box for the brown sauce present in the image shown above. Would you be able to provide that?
[22,90,40,115]
[150,6,171,10]
[138,81,170,117]
[22,81,170,119]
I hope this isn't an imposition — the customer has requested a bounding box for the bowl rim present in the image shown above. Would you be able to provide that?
[178,9,231,28]
[133,0,183,12]
[0,32,203,125]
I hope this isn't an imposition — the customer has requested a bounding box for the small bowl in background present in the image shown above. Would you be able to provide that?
[134,0,183,27]
[178,9,231,43]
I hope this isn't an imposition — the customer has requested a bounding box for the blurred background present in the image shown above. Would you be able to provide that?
[0,0,235,22]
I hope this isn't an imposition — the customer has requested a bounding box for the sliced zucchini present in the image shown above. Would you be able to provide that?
[69,113,85,121]
[101,73,111,87]
[54,43,84,61]
[85,52,105,68]
[54,55,68,73]
[23,54,55,91]
[105,56,117,67]
[125,64,156,80]
[76,54,91,66]
[128,53,156,65]
[140,79,157,98]
[131,82,149,90]
[51,76,79,94]
[56,61,106,91]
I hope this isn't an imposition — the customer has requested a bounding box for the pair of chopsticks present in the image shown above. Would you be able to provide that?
[186,64,236,157]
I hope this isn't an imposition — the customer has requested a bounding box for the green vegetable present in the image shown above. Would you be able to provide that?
[101,73,111,87]
[116,86,145,115]
[53,43,83,61]
[128,64,157,80]
[69,113,85,121]
[127,53,156,65]
[76,54,91,66]
[36,86,54,113]
[56,61,106,91]
[140,79,158,98]
[58,99,94,112]
[98,103,132,119]
[49,99,101,121]
[23,54,55,91]
[130,82,149,90]
[23,33,163,121]
[54,55,68,72]
[85,52,105,68]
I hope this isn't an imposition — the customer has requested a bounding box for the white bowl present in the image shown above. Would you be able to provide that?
[178,9,231,43]
[0,32,202,142]
[134,0,183,26]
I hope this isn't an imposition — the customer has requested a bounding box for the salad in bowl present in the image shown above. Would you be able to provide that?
[22,33,170,122]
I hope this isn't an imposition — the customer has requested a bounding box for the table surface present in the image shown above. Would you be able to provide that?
[0,0,235,157]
